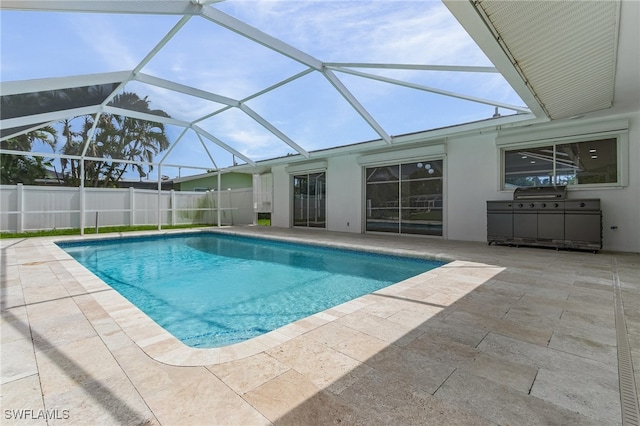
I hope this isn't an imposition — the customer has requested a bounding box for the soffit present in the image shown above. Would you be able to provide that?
[473,0,620,120]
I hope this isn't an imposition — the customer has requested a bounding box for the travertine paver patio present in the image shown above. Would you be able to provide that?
[1,226,638,425]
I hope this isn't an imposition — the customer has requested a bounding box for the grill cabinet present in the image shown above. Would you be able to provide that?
[487,186,602,252]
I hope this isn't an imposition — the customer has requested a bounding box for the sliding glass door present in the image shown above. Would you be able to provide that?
[365,160,443,236]
[293,172,326,228]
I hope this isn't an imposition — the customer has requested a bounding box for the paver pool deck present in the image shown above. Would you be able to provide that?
[1,226,639,425]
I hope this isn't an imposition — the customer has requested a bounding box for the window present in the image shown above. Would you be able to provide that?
[293,172,325,228]
[365,160,443,236]
[503,138,618,188]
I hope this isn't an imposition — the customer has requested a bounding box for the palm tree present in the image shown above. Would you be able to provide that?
[60,91,171,187]
[0,126,58,184]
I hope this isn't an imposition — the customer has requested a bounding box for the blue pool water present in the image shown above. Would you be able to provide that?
[58,233,444,348]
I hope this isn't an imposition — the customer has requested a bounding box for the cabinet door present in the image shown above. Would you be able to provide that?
[565,214,601,243]
[487,213,513,239]
[513,213,537,239]
[538,213,564,240]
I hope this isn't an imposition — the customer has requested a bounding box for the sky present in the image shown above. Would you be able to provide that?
[0,1,526,180]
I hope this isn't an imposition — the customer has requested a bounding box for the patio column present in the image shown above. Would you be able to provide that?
[79,160,85,235]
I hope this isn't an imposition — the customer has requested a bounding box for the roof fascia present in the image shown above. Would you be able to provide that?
[442,0,547,119]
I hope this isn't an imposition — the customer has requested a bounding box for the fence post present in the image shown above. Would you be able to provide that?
[16,183,24,233]
[170,190,176,226]
[79,161,85,235]
[129,186,135,226]
[217,171,221,227]
[157,165,162,231]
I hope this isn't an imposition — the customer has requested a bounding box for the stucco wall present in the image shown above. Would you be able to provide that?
[269,113,639,252]
[446,132,500,242]
[271,165,291,228]
[326,155,362,233]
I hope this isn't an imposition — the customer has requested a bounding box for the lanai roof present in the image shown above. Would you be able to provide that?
[1,0,637,179]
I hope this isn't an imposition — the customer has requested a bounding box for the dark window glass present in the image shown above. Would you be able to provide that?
[365,160,443,236]
[504,146,555,187]
[504,138,618,188]
[555,138,617,185]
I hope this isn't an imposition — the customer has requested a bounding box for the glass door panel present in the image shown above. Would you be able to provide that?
[365,161,443,236]
[308,172,326,228]
[293,172,326,228]
[365,166,400,233]
[400,178,442,235]
[293,175,308,227]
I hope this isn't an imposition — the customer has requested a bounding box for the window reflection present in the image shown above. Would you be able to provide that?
[366,160,443,236]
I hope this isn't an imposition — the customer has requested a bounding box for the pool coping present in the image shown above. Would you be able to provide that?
[46,227,458,366]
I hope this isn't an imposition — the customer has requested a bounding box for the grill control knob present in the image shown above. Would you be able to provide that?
[554,203,559,208]
[541,203,547,208]
[580,202,586,207]
[529,203,535,208]
[518,203,523,208]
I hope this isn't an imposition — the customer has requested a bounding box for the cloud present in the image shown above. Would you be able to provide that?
[217,1,488,65]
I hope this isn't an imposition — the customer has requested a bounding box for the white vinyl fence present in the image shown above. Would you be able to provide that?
[0,184,254,233]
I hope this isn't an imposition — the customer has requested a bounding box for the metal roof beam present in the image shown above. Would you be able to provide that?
[200,7,324,70]
[0,1,202,15]
[80,112,102,157]
[330,66,531,113]
[134,73,239,107]
[323,69,392,144]
[325,63,499,73]
[0,121,58,142]
[0,71,131,95]
[159,127,190,164]
[195,132,219,170]
[239,104,309,158]
[102,106,191,127]
[1,106,99,130]
[192,68,315,124]
[191,125,255,166]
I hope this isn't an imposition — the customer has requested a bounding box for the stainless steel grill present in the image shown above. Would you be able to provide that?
[513,185,567,200]
[487,186,602,252]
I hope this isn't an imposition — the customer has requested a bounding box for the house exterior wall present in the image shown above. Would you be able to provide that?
[326,155,362,233]
[175,172,252,191]
[270,112,640,252]
[271,165,291,228]
[446,132,498,242]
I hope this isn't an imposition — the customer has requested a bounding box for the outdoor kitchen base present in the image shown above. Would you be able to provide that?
[487,186,602,253]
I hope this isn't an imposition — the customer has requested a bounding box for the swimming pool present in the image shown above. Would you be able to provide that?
[58,233,444,348]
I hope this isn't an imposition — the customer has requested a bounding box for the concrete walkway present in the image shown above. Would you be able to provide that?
[2,226,638,425]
